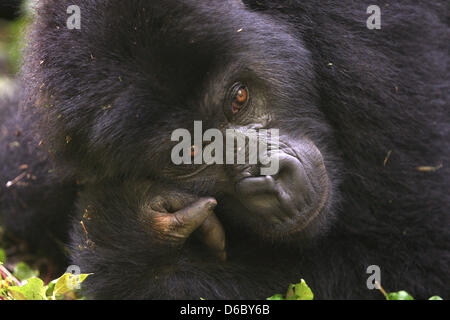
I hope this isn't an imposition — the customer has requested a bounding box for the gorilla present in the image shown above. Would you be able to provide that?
[0,0,448,299]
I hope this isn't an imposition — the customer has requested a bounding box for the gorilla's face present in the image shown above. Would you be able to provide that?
[33,1,336,240]
[168,75,333,239]
[150,7,334,238]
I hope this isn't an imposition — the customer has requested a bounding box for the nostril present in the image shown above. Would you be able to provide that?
[279,154,303,172]
[229,164,261,183]
[275,154,302,179]
[274,154,311,194]
[249,165,261,177]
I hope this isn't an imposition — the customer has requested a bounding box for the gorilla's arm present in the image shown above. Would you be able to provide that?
[71,182,276,299]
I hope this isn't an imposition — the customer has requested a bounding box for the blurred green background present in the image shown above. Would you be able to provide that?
[0,0,31,76]
[0,0,30,99]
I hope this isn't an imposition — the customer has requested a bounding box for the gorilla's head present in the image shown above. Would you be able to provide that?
[26,0,337,240]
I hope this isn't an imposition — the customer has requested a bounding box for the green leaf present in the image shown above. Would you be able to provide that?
[53,273,91,297]
[267,279,314,300]
[7,278,47,300]
[428,296,443,300]
[285,283,296,299]
[266,294,285,300]
[386,291,414,300]
[13,262,39,281]
[45,280,57,298]
[287,279,314,300]
[0,249,5,264]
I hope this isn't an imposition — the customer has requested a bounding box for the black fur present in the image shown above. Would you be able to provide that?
[0,0,448,299]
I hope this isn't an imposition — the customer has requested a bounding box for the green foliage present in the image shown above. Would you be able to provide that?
[7,278,47,300]
[266,294,284,300]
[0,245,445,301]
[51,273,90,299]
[6,16,28,74]
[267,280,444,301]
[13,262,39,281]
[0,1,32,74]
[376,285,443,301]
[384,290,443,301]
[0,251,90,300]
[1,271,90,300]
[267,279,314,300]
[0,249,5,264]
[386,290,415,300]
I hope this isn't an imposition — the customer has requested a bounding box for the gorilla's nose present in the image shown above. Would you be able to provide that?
[235,154,314,220]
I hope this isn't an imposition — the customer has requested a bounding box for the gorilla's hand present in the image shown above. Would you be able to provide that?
[140,193,226,261]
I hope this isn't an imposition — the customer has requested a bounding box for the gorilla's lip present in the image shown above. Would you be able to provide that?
[234,142,330,232]
[235,176,295,223]
[236,174,330,231]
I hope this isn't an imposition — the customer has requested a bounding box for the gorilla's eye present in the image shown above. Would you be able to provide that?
[230,84,249,115]
[190,145,200,157]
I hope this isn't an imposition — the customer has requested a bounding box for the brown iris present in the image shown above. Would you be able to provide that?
[190,145,199,157]
[232,86,249,114]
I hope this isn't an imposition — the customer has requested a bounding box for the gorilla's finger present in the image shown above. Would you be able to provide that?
[172,197,217,227]
[170,197,217,236]
[197,213,227,261]
[148,197,217,242]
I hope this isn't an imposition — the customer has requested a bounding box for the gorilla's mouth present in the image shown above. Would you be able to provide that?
[234,141,330,234]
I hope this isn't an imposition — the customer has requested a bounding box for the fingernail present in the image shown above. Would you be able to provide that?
[207,199,217,211]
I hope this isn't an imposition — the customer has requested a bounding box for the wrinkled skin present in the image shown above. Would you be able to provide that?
[0,0,448,299]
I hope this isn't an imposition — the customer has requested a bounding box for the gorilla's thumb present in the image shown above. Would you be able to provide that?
[172,197,217,234]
